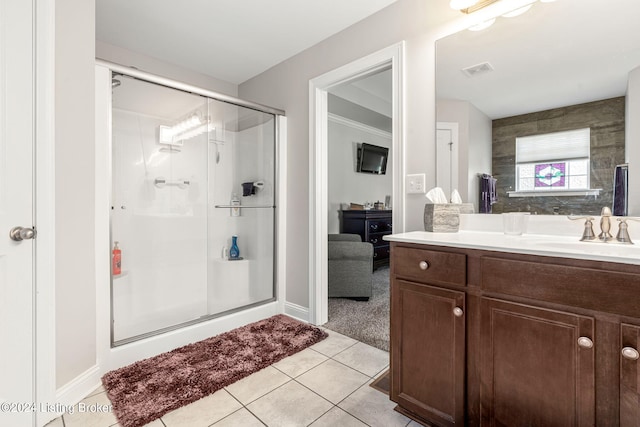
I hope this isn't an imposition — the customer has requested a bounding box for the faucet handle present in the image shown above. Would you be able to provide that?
[568,216,596,241]
[616,217,640,244]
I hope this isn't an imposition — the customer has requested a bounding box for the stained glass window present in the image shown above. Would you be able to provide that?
[515,129,590,193]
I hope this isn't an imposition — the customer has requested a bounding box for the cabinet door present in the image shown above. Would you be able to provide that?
[621,323,640,427]
[481,298,595,426]
[390,279,465,426]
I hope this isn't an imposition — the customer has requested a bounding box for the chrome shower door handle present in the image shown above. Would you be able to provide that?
[9,226,37,241]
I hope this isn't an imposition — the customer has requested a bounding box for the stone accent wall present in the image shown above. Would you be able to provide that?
[491,97,625,215]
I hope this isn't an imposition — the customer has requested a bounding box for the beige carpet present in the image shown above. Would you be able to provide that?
[323,266,390,351]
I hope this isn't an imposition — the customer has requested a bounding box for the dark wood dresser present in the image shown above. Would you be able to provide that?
[340,209,392,270]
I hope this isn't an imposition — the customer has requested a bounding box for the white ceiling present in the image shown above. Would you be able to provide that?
[96,0,399,85]
[436,0,640,119]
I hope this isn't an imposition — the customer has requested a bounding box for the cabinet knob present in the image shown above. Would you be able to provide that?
[453,307,464,317]
[371,238,378,244]
[370,224,378,231]
[622,347,640,360]
[577,337,594,349]
[419,260,429,270]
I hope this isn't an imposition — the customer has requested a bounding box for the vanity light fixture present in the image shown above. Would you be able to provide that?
[450,0,499,14]
[453,0,554,14]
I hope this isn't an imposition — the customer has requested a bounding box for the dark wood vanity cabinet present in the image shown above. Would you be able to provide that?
[480,298,595,426]
[620,323,640,427]
[391,280,465,426]
[389,242,640,427]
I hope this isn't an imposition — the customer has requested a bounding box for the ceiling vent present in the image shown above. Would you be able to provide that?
[462,62,494,77]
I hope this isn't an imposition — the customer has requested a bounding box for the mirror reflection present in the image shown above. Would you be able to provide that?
[436,0,640,215]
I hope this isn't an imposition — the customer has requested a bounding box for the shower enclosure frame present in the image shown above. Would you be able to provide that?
[95,60,287,371]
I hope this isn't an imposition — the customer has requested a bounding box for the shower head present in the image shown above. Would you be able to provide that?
[112,78,121,89]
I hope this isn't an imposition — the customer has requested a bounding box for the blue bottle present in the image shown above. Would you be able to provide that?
[229,235,240,259]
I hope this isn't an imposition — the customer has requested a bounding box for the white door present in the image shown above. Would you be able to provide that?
[436,122,459,201]
[0,0,36,426]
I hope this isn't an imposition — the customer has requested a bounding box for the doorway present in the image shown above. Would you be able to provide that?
[308,42,404,326]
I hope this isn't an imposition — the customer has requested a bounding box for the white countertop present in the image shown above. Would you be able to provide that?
[384,230,640,266]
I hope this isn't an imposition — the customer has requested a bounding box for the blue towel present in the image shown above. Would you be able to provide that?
[613,164,628,216]
[480,174,497,214]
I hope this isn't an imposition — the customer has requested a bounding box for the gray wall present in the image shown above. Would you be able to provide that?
[327,118,392,233]
[55,0,96,387]
[492,97,625,215]
[329,94,392,133]
[238,0,459,308]
[96,40,238,97]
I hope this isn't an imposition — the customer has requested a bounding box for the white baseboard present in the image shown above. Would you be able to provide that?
[284,302,310,323]
[55,365,102,411]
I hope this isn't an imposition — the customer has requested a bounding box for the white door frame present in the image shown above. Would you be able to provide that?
[436,122,460,201]
[308,42,404,325]
[35,1,57,425]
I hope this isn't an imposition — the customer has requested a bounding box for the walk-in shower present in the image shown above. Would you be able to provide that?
[107,67,281,346]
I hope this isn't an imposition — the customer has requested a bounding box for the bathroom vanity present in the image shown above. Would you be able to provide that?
[386,231,640,427]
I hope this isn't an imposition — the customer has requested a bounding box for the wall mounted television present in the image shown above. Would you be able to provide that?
[357,143,388,175]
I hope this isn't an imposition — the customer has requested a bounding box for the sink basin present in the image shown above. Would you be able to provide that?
[534,239,640,257]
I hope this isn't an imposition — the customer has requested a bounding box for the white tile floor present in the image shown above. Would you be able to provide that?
[45,329,423,427]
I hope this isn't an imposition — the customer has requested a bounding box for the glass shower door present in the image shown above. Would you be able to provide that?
[207,99,276,315]
[110,74,276,345]
[111,76,210,343]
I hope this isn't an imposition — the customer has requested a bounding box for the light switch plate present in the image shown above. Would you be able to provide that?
[406,173,426,194]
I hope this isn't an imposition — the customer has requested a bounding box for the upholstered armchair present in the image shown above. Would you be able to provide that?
[328,234,373,300]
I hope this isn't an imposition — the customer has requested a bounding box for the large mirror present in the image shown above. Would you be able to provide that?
[436,0,640,215]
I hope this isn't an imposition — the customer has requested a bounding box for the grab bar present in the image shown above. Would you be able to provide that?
[154,178,190,188]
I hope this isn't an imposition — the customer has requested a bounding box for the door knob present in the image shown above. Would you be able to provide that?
[10,226,37,241]
[622,347,639,360]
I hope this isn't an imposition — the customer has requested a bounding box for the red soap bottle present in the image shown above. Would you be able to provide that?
[112,241,122,275]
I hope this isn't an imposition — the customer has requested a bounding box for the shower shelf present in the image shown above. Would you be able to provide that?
[214,205,274,209]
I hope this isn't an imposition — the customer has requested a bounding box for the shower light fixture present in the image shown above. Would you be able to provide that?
[159,113,214,145]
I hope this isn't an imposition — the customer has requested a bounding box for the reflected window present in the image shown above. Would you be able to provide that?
[515,128,590,193]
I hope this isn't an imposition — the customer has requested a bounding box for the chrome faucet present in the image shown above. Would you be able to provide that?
[570,208,639,244]
[598,207,613,242]
[616,217,640,244]
[568,215,596,241]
